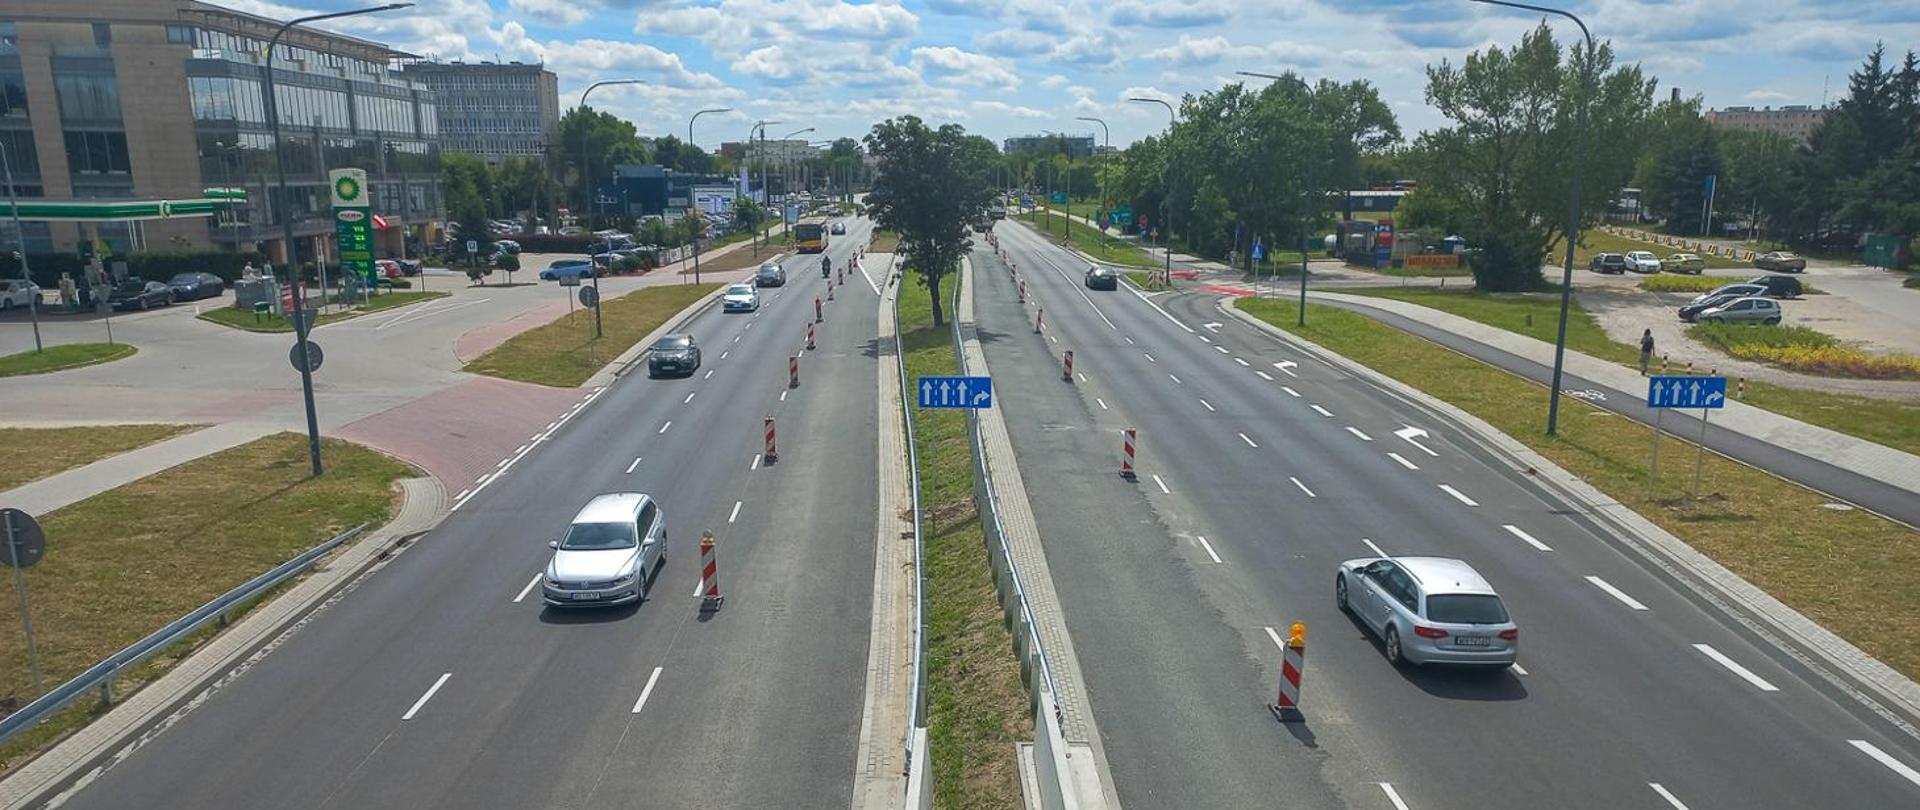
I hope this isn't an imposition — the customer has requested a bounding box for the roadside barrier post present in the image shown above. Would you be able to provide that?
[698,531,723,611]
[764,416,778,464]
[1271,622,1306,722]
[806,321,816,351]
[1737,377,1746,399]
[815,296,823,323]
[1062,350,1074,382]
[1035,307,1045,334]
[1119,427,1137,480]
[1018,279,1026,303]
[789,355,800,388]
[828,280,835,301]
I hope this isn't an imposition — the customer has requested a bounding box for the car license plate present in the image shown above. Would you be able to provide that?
[1455,635,1489,647]
[571,591,597,600]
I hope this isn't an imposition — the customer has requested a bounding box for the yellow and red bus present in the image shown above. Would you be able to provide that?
[795,216,830,253]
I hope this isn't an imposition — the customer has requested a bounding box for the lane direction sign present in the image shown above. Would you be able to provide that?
[917,375,993,409]
[1647,375,1727,409]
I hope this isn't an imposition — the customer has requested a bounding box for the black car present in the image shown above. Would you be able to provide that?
[166,272,224,302]
[109,280,175,311]
[1747,274,1803,298]
[1678,292,1742,322]
[647,334,701,378]
[1589,253,1628,274]
[1085,265,1119,290]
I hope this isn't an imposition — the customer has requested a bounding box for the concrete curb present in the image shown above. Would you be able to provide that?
[0,475,451,809]
[1218,298,1920,735]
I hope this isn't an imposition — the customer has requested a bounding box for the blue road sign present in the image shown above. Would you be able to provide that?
[917,375,993,409]
[1647,375,1727,409]
[1252,238,1265,262]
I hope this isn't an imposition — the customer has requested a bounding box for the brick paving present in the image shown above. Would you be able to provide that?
[334,376,586,491]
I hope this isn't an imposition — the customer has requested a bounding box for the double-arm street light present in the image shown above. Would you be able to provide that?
[1128,97,1176,285]
[1470,0,1595,436]
[578,78,646,339]
[1237,70,1314,324]
[1076,115,1109,240]
[263,2,411,477]
[687,107,732,284]
[780,127,814,230]
[748,120,780,254]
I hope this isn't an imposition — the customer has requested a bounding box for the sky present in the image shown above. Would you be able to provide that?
[222,0,1920,151]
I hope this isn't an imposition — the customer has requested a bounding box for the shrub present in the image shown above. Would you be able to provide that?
[615,255,646,273]
[1640,275,1729,293]
[383,278,412,289]
[493,253,521,272]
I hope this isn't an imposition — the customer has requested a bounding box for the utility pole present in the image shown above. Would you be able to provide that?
[1129,97,1177,285]
[577,78,645,339]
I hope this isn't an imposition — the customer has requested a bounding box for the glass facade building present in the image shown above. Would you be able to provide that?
[398,61,557,164]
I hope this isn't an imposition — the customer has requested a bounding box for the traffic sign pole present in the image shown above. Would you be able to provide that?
[3,510,41,692]
[1649,406,1664,497]
[1691,407,1710,499]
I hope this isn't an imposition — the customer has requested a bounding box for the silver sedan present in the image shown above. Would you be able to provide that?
[1337,556,1518,667]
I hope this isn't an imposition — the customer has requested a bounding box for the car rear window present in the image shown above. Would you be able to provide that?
[1425,594,1509,624]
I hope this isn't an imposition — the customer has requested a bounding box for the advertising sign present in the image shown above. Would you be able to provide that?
[330,169,374,286]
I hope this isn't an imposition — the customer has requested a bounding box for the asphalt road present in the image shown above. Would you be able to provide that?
[56,219,887,809]
[978,221,1920,809]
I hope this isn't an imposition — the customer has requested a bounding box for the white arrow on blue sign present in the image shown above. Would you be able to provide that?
[917,375,993,409]
[1647,375,1728,409]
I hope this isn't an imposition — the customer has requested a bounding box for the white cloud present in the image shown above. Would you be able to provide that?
[1120,85,1178,110]
[923,0,1006,17]
[540,39,726,88]
[910,46,1020,89]
[634,0,918,55]
[1743,89,1791,102]
[972,100,1047,119]
[1039,74,1070,89]
[976,28,1054,57]
[1109,0,1232,28]
[1144,35,1270,67]
[508,0,596,26]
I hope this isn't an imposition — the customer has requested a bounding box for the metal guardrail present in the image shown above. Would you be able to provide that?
[0,522,370,747]
[889,255,933,810]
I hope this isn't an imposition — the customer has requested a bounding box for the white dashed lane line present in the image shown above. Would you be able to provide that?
[1239,432,1258,448]
[625,457,642,474]
[684,392,697,404]
[1199,398,1215,412]
[1386,452,1419,470]
[1693,644,1779,691]
[1255,370,1274,381]
[1290,477,1317,498]
[1310,404,1333,417]
[728,500,743,524]
[1502,524,1552,551]
[704,369,715,379]
[1361,537,1389,558]
[1282,386,1300,397]
[1850,740,1920,789]
[512,574,541,604]
[1151,474,1171,494]
[1586,575,1650,611]
[1096,397,1108,410]
[1144,352,1157,363]
[1345,426,1372,441]
[631,667,664,714]
[1169,373,1182,385]
[1234,358,1249,367]
[1194,535,1223,564]
[1214,345,1230,354]
[1379,783,1412,810]
[402,673,453,721]
[1649,783,1691,809]
[1437,483,1478,506]
[658,421,673,435]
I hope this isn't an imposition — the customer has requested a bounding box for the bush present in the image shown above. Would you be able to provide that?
[1,253,87,288]
[1689,323,1920,380]
[615,255,645,273]
[383,278,412,289]
[493,253,521,272]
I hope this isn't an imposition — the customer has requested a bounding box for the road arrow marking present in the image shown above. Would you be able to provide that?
[1393,425,1439,456]
[1272,360,1298,377]
[1203,321,1222,331]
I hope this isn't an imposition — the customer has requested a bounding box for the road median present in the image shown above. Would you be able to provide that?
[463,282,721,388]
[0,344,137,378]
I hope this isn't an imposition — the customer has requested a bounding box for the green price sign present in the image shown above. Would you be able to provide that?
[330,169,374,284]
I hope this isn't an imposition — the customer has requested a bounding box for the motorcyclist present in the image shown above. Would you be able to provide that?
[821,255,832,277]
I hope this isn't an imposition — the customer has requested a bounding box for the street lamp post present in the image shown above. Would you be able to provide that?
[1237,70,1315,324]
[748,120,780,254]
[1129,97,1176,285]
[687,107,731,284]
[577,79,645,339]
[263,2,411,478]
[1076,116,1109,240]
[780,127,814,242]
[1469,0,1595,436]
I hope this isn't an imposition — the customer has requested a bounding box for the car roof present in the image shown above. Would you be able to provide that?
[1395,556,1497,595]
[573,492,648,524]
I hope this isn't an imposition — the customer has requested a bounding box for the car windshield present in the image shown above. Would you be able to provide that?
[1425,594,1510,624]
[653,336,691,351]
[559,522,636,550]
[727,285,753,295]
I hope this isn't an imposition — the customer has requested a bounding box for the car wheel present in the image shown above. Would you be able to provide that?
[138,298,149,311]
[1766,317,1781,326]
[1335,576,1349,613]
[0,299,10,312]
[1385,625,1406,666]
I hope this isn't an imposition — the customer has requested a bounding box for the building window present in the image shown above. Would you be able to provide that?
[166,24,194,45]
[92,23,111,47]
[63,130,131,175]
[0,129,37,178]
[54,74,122,123]
[0,70,25,118]
[0,22,16,52]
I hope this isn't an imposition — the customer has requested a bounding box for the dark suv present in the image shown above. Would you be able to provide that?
[1747,274,1803,298]
[1589,253,1628,274]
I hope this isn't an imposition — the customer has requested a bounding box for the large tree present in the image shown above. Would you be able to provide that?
[1715,128,1798,241]
[1634,97,1722,234]
[863,116,994,326]
[556,107,648,214]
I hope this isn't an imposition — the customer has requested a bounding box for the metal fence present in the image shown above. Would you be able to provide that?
[891,256,934,810]
[0,523,370,747]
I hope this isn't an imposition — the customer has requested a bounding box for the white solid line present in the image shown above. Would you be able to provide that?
[453,488,470,501]
[1693,644,1779,691]
[1310,404,1332,417]
[1239,432,1258,448]
[1362,537,1388,558]
[1199,398,1214,411]
[1437,484,1479,506]
[1379,783,1412,810]
[684,391,697,404]
[1850,740,1920,788]
[1282,386,1299,397]
[1290,477,1316,497]
[1510,663,1529,676]
[1503,524,1553,552]
[1255,370,1274,380]
[625,457,642,474]
[631,666,664,714]
[1264,626,1287,649]
[1214,345,1230,354]
[704,369,715,379]
[1346,426,1373,441]
[780,390,789,402]
[513,574,541,604]
[1387,452,1419,470]
[729,500,743,523]
[1586,575,1650,611]
[751,454,761,470]
[1144,352,1157,363]
[402,673,452,721]
[1151,474,1170,494]
[1234,357,1249,366]
[1096,397,1108,410]
[1169,373,1182,384]
[1649,783,1690,809]
[658,421,673,435]
[1195,535,1223,564]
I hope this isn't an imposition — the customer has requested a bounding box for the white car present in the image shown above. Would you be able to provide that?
[721,282,760,313]
[1,279,39,311]
[1624,250,1662,274]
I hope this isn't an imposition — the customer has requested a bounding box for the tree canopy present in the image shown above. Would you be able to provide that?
[864,116,995,325]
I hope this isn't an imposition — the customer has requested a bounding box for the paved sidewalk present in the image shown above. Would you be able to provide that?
[0,421,279,516]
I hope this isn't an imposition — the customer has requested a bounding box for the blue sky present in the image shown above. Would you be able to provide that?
[227,0,1920,151]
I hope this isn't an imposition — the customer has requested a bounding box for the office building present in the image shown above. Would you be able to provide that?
[1705,105,1827,145]
[1003,134,1094,157]
[398,60,558,164]
[0,1,442,262]
[600,164,731,219]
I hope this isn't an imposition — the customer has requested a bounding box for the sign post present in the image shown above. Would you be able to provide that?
[2,508,45,692]
[1645,375,1727,499]
[330,169,374,294]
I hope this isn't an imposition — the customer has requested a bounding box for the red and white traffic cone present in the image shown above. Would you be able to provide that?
[1035,307,1045,334]
[1119,427,1136,480]
[698,531,723,611]
[806,321,816,351]
[1271,623,1306,722]
[764,416,778,464]
[789,355,800,388]
[815,296,823,322]
[1062,350,1074,383]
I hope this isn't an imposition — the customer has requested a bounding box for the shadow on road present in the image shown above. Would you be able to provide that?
[1339,610,1528,701]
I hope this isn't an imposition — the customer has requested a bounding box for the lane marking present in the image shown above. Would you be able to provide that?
[780,390,789,402]
[1096,397,1108,410]
[1345,426,1373,441]
[1394,425,1440,457]
[1195,535,1223,564]
[1198,335,1212,344]
[1234,357,1249,367]
[1199,398,1214,411]
[1272,360,1298,377]
[1361,537,1388,558]
[1503,524,1552,552]
[475,473,492,486]
[750,454,761,471]
[631,666,664,714]
[1310,404,1332,417]
[728,500,743,524]
[1649,783,1690,809]
[513,574,541,604]
[1386,452,1419,470]
[1124,336,1135,345]
[1850,740,1920,788]
[658,421,673,435]
[1290,477,1316,497]
[684,391,697,404]
[720,350,730,360]
[1239,432,1258,448]
[546,422,558,432]
[734,335,741,343]
[1124,281,1195,333]
[625,457,642,474]
[1151,474,1170,494]
[402,673,452,720]
[1048,334,1058,344]
[1214,345,1230,354]
[704,369,715,379]
[515,444,528,455]
[1693,644,1779,691]
[454,488,470,501]
[1144,352,1157,363]
[1282,386,1300,397]
[1168,373,1182,384]
[1264,626,1288,650]
[1379,783,1412,810]
[1437,484,1478,506]
[1586,575,1650,611]
[1510,663,1529,676]
[1077,372,1088,383]
[1255,370,1274,381]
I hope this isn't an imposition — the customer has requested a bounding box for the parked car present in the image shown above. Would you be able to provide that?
[1696,296,1782,325]
[541,493,667,608]
[374,259,405,279]
[721,283,760,313]
[647,334,701,377]
[1589,253,1628,274]
[830,222,847,235]
[1747,274,1803,298]
[1753,251,1805,273]
[165,272,224,302]
[109,280,174,311]
[1084,265,1119,290]
[1624,250,1663,274]
[2,279,41,311]
[1690,282,1766,305]
[1336,556,1519,667]
[1678,292,1744,322]
[539,258,597,281]
[1661,253,1705,274]
[755,262,787,288]
[493,239,522,255]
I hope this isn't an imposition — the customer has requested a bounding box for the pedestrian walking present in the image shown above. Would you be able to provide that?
[58,273,76,311]
[1639,329,1655,376]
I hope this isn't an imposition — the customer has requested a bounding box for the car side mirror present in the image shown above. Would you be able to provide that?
[548,539,560,549]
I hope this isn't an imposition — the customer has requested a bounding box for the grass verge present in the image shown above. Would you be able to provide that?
[0,425,197,492]
[1367,260,1472,278]
[1015,209,1156,267]
[465,282,720,387]
[872,230,902,252]
[899,278,1030,809]
[197,306,356,333]
[1690,323,1920,380]
[1557,230,1747,270]
[0,432,414,773]
[0,343,137,377]
[1237,298,1920,682]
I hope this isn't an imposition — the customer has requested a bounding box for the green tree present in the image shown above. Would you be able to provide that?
[557,107,648,215]
[1634,97,1723,234]
[1716,129,1798,241]
[864,116,994,326]
[492,251,518,284]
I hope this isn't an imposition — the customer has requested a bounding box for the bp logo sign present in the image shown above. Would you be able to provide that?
[333,175,363,204]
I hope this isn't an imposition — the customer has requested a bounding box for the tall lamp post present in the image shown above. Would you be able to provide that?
[577,78,645,339]
[1076,116,1109,238]
[1469,0,1595,436]
[748,120,780,254]
[263,2,411,478]
[687,107,731,284]
[1129,97,1176,285]
[779,127,814,241]
[1238,70,1315,324]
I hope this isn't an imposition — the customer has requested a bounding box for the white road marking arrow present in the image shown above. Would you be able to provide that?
[1394,425,1438,456]
[1203,321,1223,332]
[1272,360,1298,377]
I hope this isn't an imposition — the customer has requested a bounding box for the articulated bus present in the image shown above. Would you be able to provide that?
[795,216,830,253]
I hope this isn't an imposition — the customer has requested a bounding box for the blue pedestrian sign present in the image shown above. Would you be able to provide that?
[1647,375,1727,409]
[1252,238,1265,262]
[918,375,993,409]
